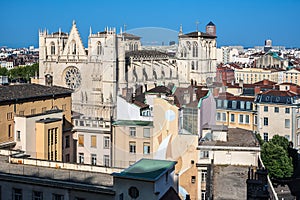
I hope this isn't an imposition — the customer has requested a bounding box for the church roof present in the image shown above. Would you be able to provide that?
[125,50,169,59]
[180,31,217,38]
[0,84,73,104]
[207,21,215,26]
[122,32,141,40]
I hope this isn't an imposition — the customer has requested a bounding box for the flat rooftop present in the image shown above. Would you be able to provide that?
[0,155,113,187]
[200,128,259,148]
[213,165,248,199]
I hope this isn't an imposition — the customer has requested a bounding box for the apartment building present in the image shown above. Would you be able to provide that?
[215,92,255,131]
[0,84,74,162]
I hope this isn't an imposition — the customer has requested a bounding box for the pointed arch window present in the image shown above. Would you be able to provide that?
[97,42,102,55]
[50,42,55,55]
[134,43,138,51]
[191,61,195,70]
[71,40,76,55]
[193,42,198,57]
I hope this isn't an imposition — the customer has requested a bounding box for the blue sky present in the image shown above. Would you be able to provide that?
[1,0,300,48]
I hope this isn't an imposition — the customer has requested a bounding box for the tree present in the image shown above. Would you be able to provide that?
[0,67,8,76]
[261,135,293,178]
[8,63,39,82]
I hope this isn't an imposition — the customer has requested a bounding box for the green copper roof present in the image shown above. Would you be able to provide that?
[112,159,176,181]
[112,120,153,126]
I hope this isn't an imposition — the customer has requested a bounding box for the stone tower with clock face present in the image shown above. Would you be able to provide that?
[39,21,119,120]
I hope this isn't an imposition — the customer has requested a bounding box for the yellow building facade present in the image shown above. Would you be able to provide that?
[0,84,73,162]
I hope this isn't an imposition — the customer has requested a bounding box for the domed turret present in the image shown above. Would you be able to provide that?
[206,21,216,36]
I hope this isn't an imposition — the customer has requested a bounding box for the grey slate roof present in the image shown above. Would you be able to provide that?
[0,84,73,103]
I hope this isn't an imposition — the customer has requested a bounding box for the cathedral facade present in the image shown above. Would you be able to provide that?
[38,21,217,165]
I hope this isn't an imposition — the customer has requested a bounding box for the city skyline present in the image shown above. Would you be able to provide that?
[1,0,300,48]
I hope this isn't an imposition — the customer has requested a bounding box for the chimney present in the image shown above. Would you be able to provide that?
[254,86,261,95]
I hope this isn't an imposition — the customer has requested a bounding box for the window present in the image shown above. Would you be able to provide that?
[52,194,64,200]
[245,115,250,124]
[7,112,13,120]
[274,107,279,113]
[65,135,70,148]
[91,135,97,148]
[13,188,22,200]
[230,114,235,122]
[143,142,150,154]
[78,134,84,147]
[104,155,110,167]
[97,42,102,55]
[31,109,36,115]
[201,190,206,200]
[42,107,47,113]
[239,114,244,124]
[129,127,136,137]
[246,101,251,110]
[32,191,43,200]
[191,176,196,184]
[285,119,290,128]
[50,42,55,55]
[254,115,258,125]
[19,111,24,116]
[264,106,268,112]
[216,112,221,121]
[263,117,268,126]
[91,154,97,165]
[8,124,12,138]
[191,61,195,70]
[16,131,21,141]
[119,193,124,200]
[201,170,207,182]
[285,108,290,114]
[129,142,136,153]
[104,136,110,148]
[222,113,226,121]
[200,151,209,159]
[217,99,222,108]
[240,101,245,109]
[223,100,228,108]
[263,133,268,142]
[232,101,237,109]
[143,128,150,138]
[79,153,84,164]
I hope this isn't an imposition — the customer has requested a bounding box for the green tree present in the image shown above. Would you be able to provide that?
[270,135,289,151]
[8,63,39,82]
[261,135,293,178]
[0,67,8,76]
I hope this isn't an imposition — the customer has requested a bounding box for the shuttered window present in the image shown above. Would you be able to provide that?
[91,135,97,148]
[78,135,84,147]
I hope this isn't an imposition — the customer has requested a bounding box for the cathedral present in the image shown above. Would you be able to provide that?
[39,20,217,120]
[38,21,217,165]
